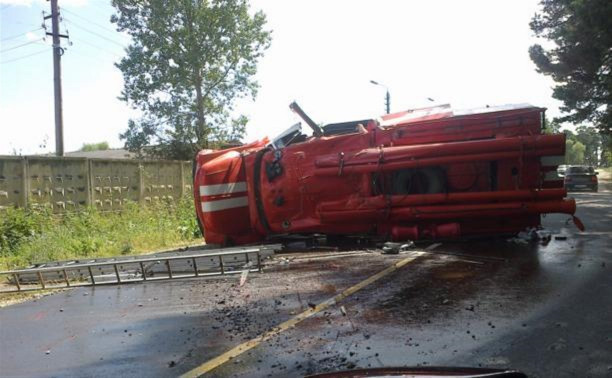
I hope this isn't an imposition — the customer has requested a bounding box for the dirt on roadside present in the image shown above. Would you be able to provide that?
[0,286,65,307]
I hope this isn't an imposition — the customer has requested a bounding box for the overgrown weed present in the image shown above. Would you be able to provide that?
[0,198,202,270]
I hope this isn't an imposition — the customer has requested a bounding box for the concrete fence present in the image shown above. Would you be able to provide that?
[0,156,193,212]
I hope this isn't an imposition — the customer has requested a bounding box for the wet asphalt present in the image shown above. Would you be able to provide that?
[1,184,611,378]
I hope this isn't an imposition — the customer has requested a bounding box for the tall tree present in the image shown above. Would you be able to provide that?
[574,125,601,166]
[564,133,586,164]
[111,0,271,159]
[529,0,611,135]
[601,133,612,166]
[543,116,561,134]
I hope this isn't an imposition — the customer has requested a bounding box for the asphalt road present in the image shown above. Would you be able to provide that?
[1,183,611,377]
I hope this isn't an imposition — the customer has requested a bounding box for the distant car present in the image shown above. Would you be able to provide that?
[564,165,598,192]
[557,164,568,177]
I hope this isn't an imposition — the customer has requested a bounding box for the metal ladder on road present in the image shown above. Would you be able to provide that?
[0,244,281,293]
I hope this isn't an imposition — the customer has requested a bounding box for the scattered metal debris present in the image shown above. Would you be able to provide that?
[239,270,249,286]
[507,228,539,244]
[507,227,559,245]
[382,241,415,254]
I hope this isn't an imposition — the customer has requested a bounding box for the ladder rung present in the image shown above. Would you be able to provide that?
[0,245,278,293]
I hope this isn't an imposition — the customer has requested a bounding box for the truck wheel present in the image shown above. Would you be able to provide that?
[393,168,446,194]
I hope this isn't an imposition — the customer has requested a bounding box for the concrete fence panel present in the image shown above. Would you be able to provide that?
[0,156,193,212]
[142,161,184,204]
[90,159,141,210]
[27,156,89,212]
[0,157,26,210]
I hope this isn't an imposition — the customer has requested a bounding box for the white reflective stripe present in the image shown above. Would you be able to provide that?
[201,196,248,212]
[199,182,247,196]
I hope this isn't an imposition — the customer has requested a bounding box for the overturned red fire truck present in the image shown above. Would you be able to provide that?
[194,102,580,246]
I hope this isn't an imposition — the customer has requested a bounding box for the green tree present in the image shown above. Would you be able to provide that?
[112,0,271,160]
[574,125,601,166]
[80,141,110,152]
[529,0,611,134]
[543,116,561,134]
[601,133,612,166]
[565,134,586,165]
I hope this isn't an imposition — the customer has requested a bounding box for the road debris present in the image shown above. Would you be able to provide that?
[425,243,442,250]
[537,229,552,245]
[507,227,560,245]
[382,241,415,254]
[340,306,347,316]
[239,270,249,286]
[507,228,539,244]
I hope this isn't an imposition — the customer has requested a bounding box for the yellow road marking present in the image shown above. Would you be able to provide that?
[180,251,426,378]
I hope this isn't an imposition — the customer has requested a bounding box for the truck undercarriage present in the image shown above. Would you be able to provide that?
[194,103,580,246]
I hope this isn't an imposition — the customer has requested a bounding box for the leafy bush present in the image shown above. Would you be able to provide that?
[0,198,202,270]
[0,207,50,252]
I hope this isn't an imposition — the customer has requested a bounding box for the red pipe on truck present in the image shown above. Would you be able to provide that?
[315,134,565,167]
[317,188,568,211]
[318,199,576,223]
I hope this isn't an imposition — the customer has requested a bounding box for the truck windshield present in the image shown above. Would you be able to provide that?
[270,123,305,149]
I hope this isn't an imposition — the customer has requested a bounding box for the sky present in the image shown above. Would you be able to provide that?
[0,0,563,155]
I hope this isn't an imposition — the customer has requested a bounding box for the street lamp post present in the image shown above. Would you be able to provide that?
[370,80,390,114]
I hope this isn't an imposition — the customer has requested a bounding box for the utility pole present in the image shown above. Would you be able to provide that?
[45,0,68,156]
[385,89,390,115]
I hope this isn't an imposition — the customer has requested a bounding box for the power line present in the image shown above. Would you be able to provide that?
[89,1,113,12]
[0,49,47,65]
[61,8,118,35]
[66,47,123,64]
[1,27,44,43]
[0,38,45,53]
[58,10,73,48]
[63,18,126,49]
[70,37,122,58]
[64,47,103,62]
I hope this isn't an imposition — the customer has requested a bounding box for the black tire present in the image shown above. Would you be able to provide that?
[392,168,446,195]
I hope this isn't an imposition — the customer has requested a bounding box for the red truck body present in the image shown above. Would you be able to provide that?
[194,103,576,246]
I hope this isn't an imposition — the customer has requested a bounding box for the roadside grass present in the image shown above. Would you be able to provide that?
[0,198,202,271]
